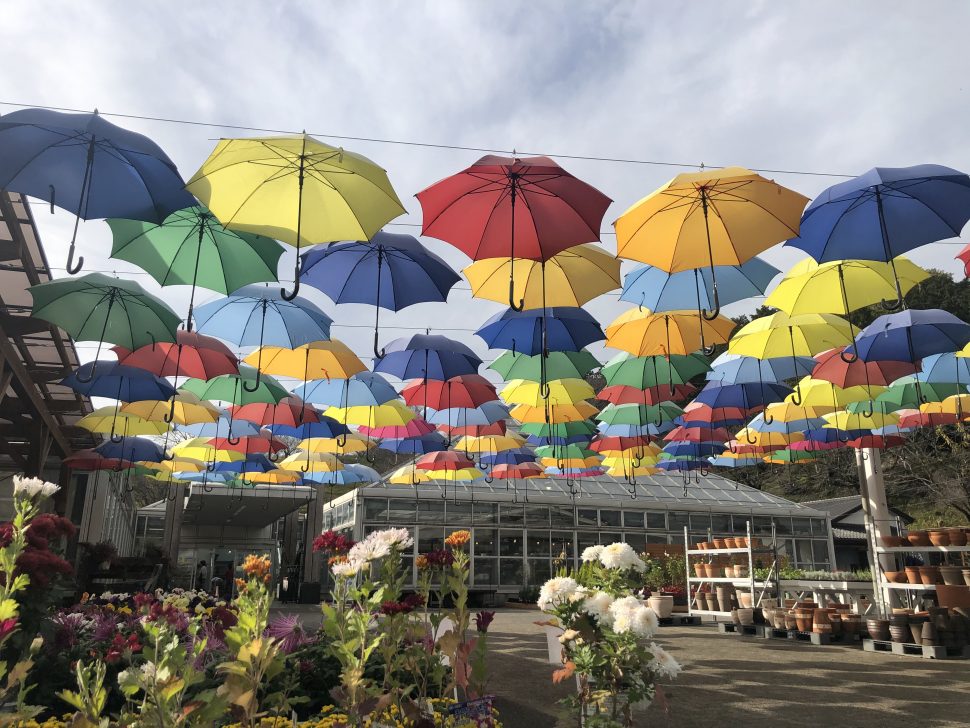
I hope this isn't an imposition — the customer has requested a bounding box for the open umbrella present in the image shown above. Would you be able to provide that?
[501,378,595,407]
[598,383,697,405]
[186,133,406,299]
[182,365,289,406]
[230,397,320,427]
[299,231,460,356]
[62,361,176,402]
[510,402,598,424]
[476,307,604,355]
[375,334,482,380]
[122,392,222,426]
[108,206,283,330]
[811,346,917,388]
[401,375,497,410]
[0,108,194,273]
[248,340,367,383]
[95,437,168,464]
[605,309,735,357]
[489,349,599,382]
[417,155,611,310]
[615,167,808,318]
[785,164,970,309]
[294,371,399,408]
[113,331,238,379]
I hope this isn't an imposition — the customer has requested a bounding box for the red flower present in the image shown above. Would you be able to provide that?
[312,530,355,554]
[474,610,496,633]
[0,618,18,642]
[379,593,426,616]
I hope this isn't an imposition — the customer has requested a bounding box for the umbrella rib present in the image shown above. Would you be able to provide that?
[0,128,89,186]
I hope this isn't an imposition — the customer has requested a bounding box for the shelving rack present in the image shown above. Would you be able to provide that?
[685,521,778,619]
[873,543,970,612]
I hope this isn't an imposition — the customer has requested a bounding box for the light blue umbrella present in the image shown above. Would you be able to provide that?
[746,412,824,434]
[918,351,970,385]
[294,371,399,407]
[620,257,779,312]
[596,422,672,437]
[179,417,258,439]
[708,455,761,468]
[706,353,814,385]
[425,401,509,426]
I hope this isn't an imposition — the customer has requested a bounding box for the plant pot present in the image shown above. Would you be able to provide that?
[731,608,741,624]
[737,607,755,626]
[889,624,909,643]
[884,571,907,583]
[647,595,675,619]
[947,528,967,547]
[723,565,735,578]
[772,609,787,630]
[794,609,813,632]
[812,609,832,634]
[829,612,842,636]
[866,618,890,641]
[784,611,797,630]
[697,542,709,550]
[907,531,931,547]
[724,537,738,549]
[879,534,905,547]
[904,566,921,584]
[734,565,749,579]
[939,566,964,586]
[693,563,705,578]
[713,538,728,549]
[963,569,970,587]
[919,566,942,585]
[748,537,761,548]
[921,621,939,646]
[928,530,951,547]
[737,537,749,548]
[908,617,927,644]
[841,615,861,635]
[738,592,754,608]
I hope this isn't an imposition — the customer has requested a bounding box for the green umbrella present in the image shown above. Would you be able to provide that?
[601,352,710,388]
[765,449,818,464]
[518,420,598,437]
[28,273,180,364]
[182,365,288,405]
[596,402,684,426]
[874,377,963,409]
[489,349,600,382]
[107,206,284,330]
[534,444,597,460]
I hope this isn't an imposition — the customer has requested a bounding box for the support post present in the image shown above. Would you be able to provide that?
[161,483,188,583]
[855,448,894,615]
[302,484,324,585]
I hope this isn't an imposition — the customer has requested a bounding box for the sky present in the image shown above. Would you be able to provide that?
[2,1,969,382]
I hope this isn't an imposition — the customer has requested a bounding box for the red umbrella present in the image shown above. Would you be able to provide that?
[598,383,697,405]
[64,449,133,471]
[112,331,238,379]
[230,396,319,427]
[680,402,750,423]
[211,434,286,455]
[417,155,611,309]
[437,421,507,437]
[401,375,498,410]
[812,347,917,388]
[664,425,731,443]
[415,451,475,471]
[359,418,436,439]
[847,434,906,449]
[789,439,844,452]
[897,411,959,428]
[957,242,970,277]
[589,436,654,453]
[491,463,545,479]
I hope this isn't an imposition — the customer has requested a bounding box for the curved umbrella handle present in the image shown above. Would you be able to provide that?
[66,243,84,275]
[729,441,738,455]
[744,429,757,446]
[335,432,347,448]
[862,400,874,419]
[267,448,281,463]
[202,481,213,493]
[48,184,56,214]
[110,431,125,444]
[373,330,386,359]
[508,276,525,312]
[206,459,216,473]
[880,274,905,311]
[282,260,302,301]
[364,447,377,463]
[837,429,849,444]
[701,281,721,321]
[860,449,869,461]
[763,411,774,425]
[840,348,859,364]
[540,380,551,400]
[163,396,177,424]
[241,476,253,487]
[300,458,310,473]
[74,360,99,384]
[242,368,262,393]
[790,383,803,406]
[484,472,494,484]
[701,342,718,357]
[226,433,241,446]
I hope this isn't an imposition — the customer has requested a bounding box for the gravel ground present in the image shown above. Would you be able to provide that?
[273,605,970,727]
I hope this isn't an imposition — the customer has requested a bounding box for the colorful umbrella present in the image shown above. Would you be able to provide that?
[509,402,597,424]
[248,341,367,383]
[706,352,814,385]
[187,133,405,299]
[293,372,399,408]
[501,378,595,407]
[605,309,735,357]
[230,397,320,427]
[62,361,176,403]
[375,334,482,380]
[811,347,917,388]
[324,401,416,429]
[598,383,697,405]
[476,306,605,355]
[847,309,970,363]
[182,365,289,405]
[402,375,498,410]
[425,402,509,427]
[112,331,238,379]
[489,349,600,382]
[122,392,221,426]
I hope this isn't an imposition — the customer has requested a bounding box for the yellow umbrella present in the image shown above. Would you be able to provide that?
[171,438,246,463]
[763,401,831,421]
[278,452,345,472]
[729,313,855,359]
[614,167,808,317]
[734,429,804,448]
[509,401,598,424]
[388,465,431,485]
[463,244,620,309]
[784,377,885,408]
[299,434,372,455]
[539,456,601,469]
[122,392,221,426]
[924,394,970,419]
[605,463,659,478]
[241,469,300,485]
[148,458,206,474]
[186,133,406,299]
[500,378,595,407]
[765,257,929,315]
[243,340,367,380]
[605,309,735,356]
[454,434,526,455]
[597,443,663,459]
[822,410,899,430]
[324,400,415,428]
[423,467,484,481]
[77,407,169,436]
[601,453,659,468]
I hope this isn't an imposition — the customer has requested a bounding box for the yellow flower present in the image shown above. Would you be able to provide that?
[241,553,272,583]
[444,530,471,549]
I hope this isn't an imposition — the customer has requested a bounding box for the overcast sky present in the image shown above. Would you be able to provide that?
[3,1,969,381]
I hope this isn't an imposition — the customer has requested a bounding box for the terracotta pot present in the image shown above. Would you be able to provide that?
[723,565,735,578]
[908,616,927,644]
[738,592,754,608]
[737,537,749,548]
[772,609,787,630]
[907,531,931,546]
[697,542,710,550]
[904,566,921,584]
[879,534,905,547]
[647,595,675,619]
[841,615,861,635]
[731,608,741,624]
[889,624,909,643]
[884,571,907,583]
[794,608,813,632]
[748,537,761,548]
[813,609,832,634]
[866,618,890,641]
[963,569,970,587]
[947,528,967,547]
[919,566,942,585]
[939,566,964,586]
[829,612,842,636]
[693,563,705,578]
[921,621,939,646]
[784,611,797,630]
[724,537,738,549]
[738,607,756,626]
[716,586,733,613]
[713,538,728,549]
[928,530,951,547]
[734,565,749,579]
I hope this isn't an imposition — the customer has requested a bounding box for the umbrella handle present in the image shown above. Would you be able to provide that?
[74,361,97,384]
[701,342,718,357]
[862,401,874,419]
[763,411,774,425]
[206,460,216,473]
[336,432,347,448]
[837,429,849,444]
[790,384,803,406]
[48,185,56,214]
[267,448,281,463]
[242,368,262,393]
[880,294,903,312]
[364,447,377,463]
[411,468,420,486]
[66,241,84,275]
[163,397,177,424]
[840,348,859,364]
[202,481,214,493]
[860,449,869,461]
[701,283,721,321]
[744,429,757,446]
[484,472,494,484]
[508,276,525,311]
[300,459,310,473]
[729,442,738,455]
[226,434,241,446]
[110,432,125,444]
[373,330,386,359]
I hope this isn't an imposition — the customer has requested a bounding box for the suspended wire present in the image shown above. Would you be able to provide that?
[0,100,856,179]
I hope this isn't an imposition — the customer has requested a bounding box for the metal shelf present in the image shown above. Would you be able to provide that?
[687,547,754,556]
[688,577,766,586]
[876,545,970,554]
[881,582,938,591]
[689,609,733,616]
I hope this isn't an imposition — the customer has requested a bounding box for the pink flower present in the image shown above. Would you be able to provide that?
[265,613,313,654]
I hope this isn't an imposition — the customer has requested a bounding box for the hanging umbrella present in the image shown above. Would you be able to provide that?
[785,164,970,308]
[598,383,697,405]
[62,361,176,402]
[784,377,883,410]
[596,402,685,426]
[811,346,917,388]
[605,309,735,357]
[664,426,732,443]
[108,206,283,330]
[299,231,460,356]
[620,257,779,313]
[919,352,970,384]
[415,451,476,471]
[211,432,286,456]
[425,402,510,427]
[230,396,320,427]
[182,365,289,405]
[122,392,221,426]
[602,352,710,388]
[489,349,599,382]
[63,450,133,472]
[464,244,620,309]
[490,463,546,479]
[848,310,970,363]
[112,331,238,379]
[707,352,815,385]
[401,375,497,410]
[357,418,435,440]
[615,166,808,318]
[957,242,970,278]
[823,410,900,430]
[436,421,508,438]
[846,434,906,450]
[662,442,726,458]
[693,382,793,410]
[278,452,344,473]
[417,155,612,309]
[380,434,448,455]
[763,449,818,465]
[476,307,605,355]
[389,465,433,485]
[28,273,181,374]
[0,108,194,273]
[480,449,539,466]
[266,416,350,440]
[171,438,246,464]
[520,420,597,438]
[324,401,415,428]
[678,402,748,424]
[178,417,261,439]
[249,340,367,383]
[501,378,595,407]
[509,402,598,424]
[299,435,372,455]
[95,437,168,463]
[871,376,965,410]
[186,133,406,299]
[293,372,399,408]
[708,454,761,468]
[375,334,482,380]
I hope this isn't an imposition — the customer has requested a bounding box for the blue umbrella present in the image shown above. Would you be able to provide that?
[621,258,779,312]
[480,449,537,466]
[425,401,509,427]
[380,433,448,455]
[676,415,747,429]
[475,306,604,355]
[785,164,970,308]
[179,417,260,439]
[176,471,232,485]
[708,455,761,468]
[918,352,970,385]
[63,361,176,402]
[375,334,482,380]
[299,232,461,357]
[213,455,274,474]
[662,442,724,458]
[264,416,350,440]
[597,422,672,437]
[95,437,168,463]
[294,371,398,407]
[656,458,707,472]
[0,108,194,273]
[706,353,814,385]
[524,434,591,447]
[847,309,970,364]
[692,382,793,410]
[302,469,369,486]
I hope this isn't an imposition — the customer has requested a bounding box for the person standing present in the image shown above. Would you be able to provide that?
[196,559,208,591]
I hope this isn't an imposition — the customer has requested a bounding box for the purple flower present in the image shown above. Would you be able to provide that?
[265,613,313,654]
[474,610,496,633]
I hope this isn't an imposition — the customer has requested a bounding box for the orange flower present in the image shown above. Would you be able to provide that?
[444,530,471,549]
[241,554,272,583]
[235,578,246,590]
[415,554,430,570]
[329,555,349,567]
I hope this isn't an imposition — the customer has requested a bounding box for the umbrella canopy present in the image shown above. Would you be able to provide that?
[182,365,289,405]
[293,372,399,408]
[598,383,697,405]
[605,309,735,356]
[375,334,482,380]
[230,397,320,427]
[0,108,194,273]
[476,307,604,355]
[187,133,405,299]
[358,418,436,439]
[299,231,460,356]
[417,154,612,309]
[919,352,970,384]
[596,402,685,426]
[621,257,779,312]
[401,375,498,410]
[266,416,350,440]
[501,378,595,407]
[785,377,883,409]
[489,349,599,382]
[178,417,261,439]
[112,331,238,379]
[708,454,762,468]
[509,402,598,424]
[601,352,710,388]
[324,400,416,428]
[847,309,970,363]
[455,434,526,455]
[664,426,732,443]
[380,434,448,455]
[785,164,970,307]
[108,206,284,329]
[615,167,808,317]
[490,463,546,479]
[728,312,855,359]
[693,382,793,410]
[171,439,246,463]
[299,434,372,455]
[464,244,620,309]
[871,376,965,409]
[706,353,814,385]
[480,449,539,466]
[62,361,176,402]
[122,392,221,426]
[415,451,476,471]
[811,346,918,388]
[520,421,597,437]
[63,450,133,472]
[95,437,168,463]
[249,341,367,382]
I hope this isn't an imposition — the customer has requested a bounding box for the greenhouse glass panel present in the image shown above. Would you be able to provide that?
[550,505,574,528]
[525,505,550,527]
[500,504,525,526]
[668,511,689,532]
[600,510,621,527]
[473,503,498,525]
[792,517,812,536]
[577,509,597,527]
[710,513,732,533]
[645,512,666,530]
[417,500,445,524]
[500,530,523,556]
[387,499,416,523]
[474,559,497,587]
[418,527,444,554]
[363,498,388,523]
[499,559,523,586]
[527,531,551,557]
[447,501,474,525]
[812,540,830,567]
[474,529,497,557]
[623,511,644,529]
[528,559,552,584]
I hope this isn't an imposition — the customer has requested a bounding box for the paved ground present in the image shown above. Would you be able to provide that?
[273,605,970,727]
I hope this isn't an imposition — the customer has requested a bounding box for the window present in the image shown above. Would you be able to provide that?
[528,559,551,584]
[577,532,598,551]
[418,527,444,554]
[623,511,644,529]
[577,509,598,527]
[474,529,497,557]
[600,510,621,528]
[667,511,689,533]
[500,504,525,526]
[527,531,550,557]
[624,533,647,552]
[447,501,474,525]
[499,559,523,586]
[363,498,388,523]
[525,505,550,527]
[792,518,812,536]
[773,517,793,536]
[812,541,830,567]
[416,500,445,524]
[645,512,666,530]
[752,516,774,536]
[473,503,498,525]
[550,505,574,528]
[387,499,416,523]
[474,559,497,587]
[647,534,671,544]
[795,539,814,566]
[551,532,574,563]
[500,530,523,556]
[811,518,828,537]
[690,512,711,532]
[710,513,732,533]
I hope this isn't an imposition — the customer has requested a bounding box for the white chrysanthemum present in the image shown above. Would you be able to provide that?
[348,537,387,563]
[537,576,579,611]
[331,558,365,578]
[367,527,413,553]
[140,662,157,679]
[582,590,615,625]
[581,545,605,562]
[609,596,659,637]
[648,642,682,678]
[599,542,640,571]
[116,669,131,685]
[12,475,59,499]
